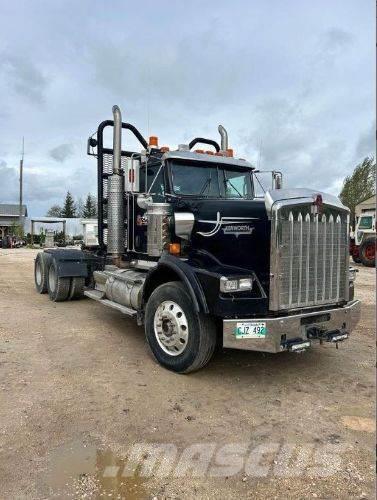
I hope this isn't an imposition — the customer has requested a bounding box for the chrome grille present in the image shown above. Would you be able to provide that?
[270,204,349,311]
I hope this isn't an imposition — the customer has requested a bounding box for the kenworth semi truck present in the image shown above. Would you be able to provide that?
[34,106,361,373]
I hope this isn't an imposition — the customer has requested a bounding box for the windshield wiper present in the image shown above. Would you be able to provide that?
[199,177,212,196]
[224,176,243,198]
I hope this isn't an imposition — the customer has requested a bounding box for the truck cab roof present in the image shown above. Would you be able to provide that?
[162,149,254,170]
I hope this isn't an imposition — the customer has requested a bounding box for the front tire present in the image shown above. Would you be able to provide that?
[359,237,376,267]
[145,281,217,373]
[47,259,71,302]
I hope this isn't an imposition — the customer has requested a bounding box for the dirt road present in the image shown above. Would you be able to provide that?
[0,249,375,499]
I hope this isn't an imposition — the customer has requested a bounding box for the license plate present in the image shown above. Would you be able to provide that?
[235,322,267,339]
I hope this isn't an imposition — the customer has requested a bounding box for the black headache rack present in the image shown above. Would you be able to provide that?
[87,120,223,255]
[87,120,149,254]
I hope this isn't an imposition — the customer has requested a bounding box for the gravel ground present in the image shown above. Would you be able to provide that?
[0,248,375,499]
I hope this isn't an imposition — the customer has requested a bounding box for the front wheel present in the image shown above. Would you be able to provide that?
[145,281,217,373]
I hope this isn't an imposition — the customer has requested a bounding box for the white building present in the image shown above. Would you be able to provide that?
[355,194,376,219]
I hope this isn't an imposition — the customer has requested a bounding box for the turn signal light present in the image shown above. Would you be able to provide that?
[149,136,158,147]
[195,149,205,154]
[160,146,170,152]
[226,148,234,157]
[169,243,181,255]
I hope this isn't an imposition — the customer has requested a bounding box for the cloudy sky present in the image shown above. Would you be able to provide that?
[0,0,375,216]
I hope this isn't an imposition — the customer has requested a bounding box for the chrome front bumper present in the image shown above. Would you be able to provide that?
[223,300,361,353]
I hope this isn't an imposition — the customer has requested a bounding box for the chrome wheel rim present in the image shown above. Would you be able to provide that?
[48,266,56,292]
[35,261,42,285]
[154,300,189,356]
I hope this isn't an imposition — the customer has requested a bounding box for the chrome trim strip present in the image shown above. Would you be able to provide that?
[305,213,310,304]
[344,214,350,301]
[298,212,303,305]
[314,213,319,302]
[336,214,341,301]
[322,214,327,301]
[329,214,334,300]
[288,211,294,306]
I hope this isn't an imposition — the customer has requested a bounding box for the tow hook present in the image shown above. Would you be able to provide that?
[327,331,349,349]
[306,327,349,349]
[281,339,311,353]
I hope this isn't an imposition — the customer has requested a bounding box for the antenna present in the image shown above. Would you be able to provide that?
[146,67,151,138]
[19,137,24,230]
[257,138,262,170]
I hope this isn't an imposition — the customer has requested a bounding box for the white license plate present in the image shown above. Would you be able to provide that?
[235,322,267,339]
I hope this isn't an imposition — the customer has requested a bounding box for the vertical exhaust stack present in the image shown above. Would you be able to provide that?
[218,125,228,152]
[107,105,124,263]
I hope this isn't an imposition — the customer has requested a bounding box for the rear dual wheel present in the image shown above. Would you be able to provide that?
[34,252,52,293]
[34,253,85,301]
[47,260,71,302]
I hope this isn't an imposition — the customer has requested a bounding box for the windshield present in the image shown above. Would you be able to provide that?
[170,161,254,198]
[358,216,373,229]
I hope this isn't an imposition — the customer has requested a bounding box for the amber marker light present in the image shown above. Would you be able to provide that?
[149,136,159,147]
[169,243,181,255]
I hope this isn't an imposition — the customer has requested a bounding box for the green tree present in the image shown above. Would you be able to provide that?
[82,193,97,218]
[9,222,23,238]
[339,156,376,226]
[76,197,84,218]
[60,191,77,218]
[46,205,62,217]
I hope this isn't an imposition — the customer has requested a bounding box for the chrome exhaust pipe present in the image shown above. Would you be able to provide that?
[112,105,122,175]
[107,105,124,259]
[218,125,228,151]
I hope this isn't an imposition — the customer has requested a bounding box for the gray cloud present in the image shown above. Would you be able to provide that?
[322,28,354,54]
[241,97,349,190]
[0,0,373,215]
[355,124,375,160]
[89,29,242,113]
[49,144,74,162]
[0,54,48,103]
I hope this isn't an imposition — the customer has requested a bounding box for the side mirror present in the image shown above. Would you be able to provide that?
[137,193,153,210]
[273,172,282,190]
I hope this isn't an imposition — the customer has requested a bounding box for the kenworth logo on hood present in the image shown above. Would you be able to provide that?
[197,212,258,238]
[223,224,254,237]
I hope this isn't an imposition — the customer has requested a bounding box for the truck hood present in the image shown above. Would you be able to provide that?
[173,198,270,279]
[265,188,348,215]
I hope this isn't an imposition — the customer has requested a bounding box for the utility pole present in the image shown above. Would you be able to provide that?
[19,137,24,231]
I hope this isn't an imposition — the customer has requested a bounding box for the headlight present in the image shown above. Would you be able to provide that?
[220,276,254,293]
